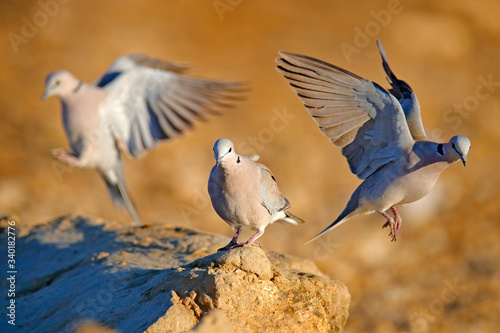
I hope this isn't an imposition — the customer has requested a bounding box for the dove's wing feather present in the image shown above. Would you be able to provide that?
[95,54,245,157]
[255,162,289,215]
[376,40,427,141]
[277,52,414,179]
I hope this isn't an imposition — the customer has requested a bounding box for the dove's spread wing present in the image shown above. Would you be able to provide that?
[277,52,414,179]
[95,54,245,157]
[256,162,289,215]
[376,40,427,141]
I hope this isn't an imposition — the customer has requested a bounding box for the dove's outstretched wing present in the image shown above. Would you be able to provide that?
[376,39,427,140]
[95,54,245,157]
[277,52,414,179]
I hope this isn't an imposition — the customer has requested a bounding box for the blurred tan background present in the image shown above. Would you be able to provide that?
[1,0,499,332]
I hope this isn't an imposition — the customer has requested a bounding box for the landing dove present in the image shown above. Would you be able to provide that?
[276,40,470,242]
[43,54,245,224]
[208,139,304,251]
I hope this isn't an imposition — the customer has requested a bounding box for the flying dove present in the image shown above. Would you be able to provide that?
[208,138,304,251]
[276,40,470,242]
[43,54,245,224]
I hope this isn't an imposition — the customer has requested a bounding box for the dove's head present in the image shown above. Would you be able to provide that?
[446,135,471,166]
[213,138,236,165]
[43,70,80,100]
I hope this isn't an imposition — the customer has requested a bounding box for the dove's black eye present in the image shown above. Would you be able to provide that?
[437,144,444,155]
[228,148,232,153]
[55,80,61,86]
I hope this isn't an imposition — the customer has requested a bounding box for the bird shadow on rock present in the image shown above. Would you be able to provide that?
[0,215,350,333]
[0,215,212,333]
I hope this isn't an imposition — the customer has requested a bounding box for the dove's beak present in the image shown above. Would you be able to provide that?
[216,152,229,165]
[461,155,466,166]
[42,89,49,101]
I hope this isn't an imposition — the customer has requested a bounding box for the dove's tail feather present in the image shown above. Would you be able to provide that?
[305,209,353,244]
[104,177,141,225]
[306,187,364,244]
[278,211,305,226]
[102,157,141,225]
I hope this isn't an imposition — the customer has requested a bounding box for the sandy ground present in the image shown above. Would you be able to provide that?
[1,0,499,332]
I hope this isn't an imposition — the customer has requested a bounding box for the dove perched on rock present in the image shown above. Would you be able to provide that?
[276,39,470,242]
[208,139,304,251]
[43,54,245,224]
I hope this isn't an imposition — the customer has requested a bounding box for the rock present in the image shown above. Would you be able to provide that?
[0,214,20,232]
[187,309,232,333]
[0,215,350,332]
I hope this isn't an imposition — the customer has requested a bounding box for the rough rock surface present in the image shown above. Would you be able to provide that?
[0,216,350,332]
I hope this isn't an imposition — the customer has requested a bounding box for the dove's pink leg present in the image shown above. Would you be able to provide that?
[380,210,398,242]
[240,230,264,246]
[51,149,82,167]
[217,228,241,252]
[391,207,402,237]
[218,229,264,252]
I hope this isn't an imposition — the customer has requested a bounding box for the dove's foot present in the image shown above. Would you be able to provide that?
[217,244,235,252]
[382,219,398,241]
[217,228,241,252]
[380,208,401,241]
[391,206,402,238]
[217,242,261,252]
[217,229,264,252]
[217,239,239,252]
[51,149,81,167]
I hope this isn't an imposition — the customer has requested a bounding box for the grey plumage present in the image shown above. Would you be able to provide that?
[276,39,471,242]
[44,55,245,224]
